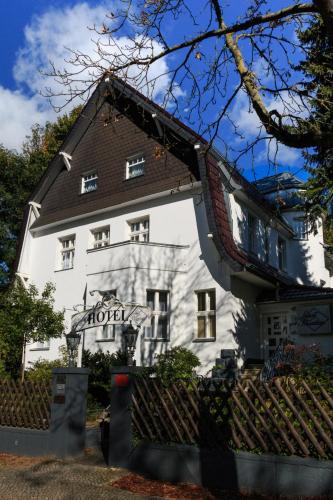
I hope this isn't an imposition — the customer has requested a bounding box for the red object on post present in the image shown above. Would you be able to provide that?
[115,374,129,387]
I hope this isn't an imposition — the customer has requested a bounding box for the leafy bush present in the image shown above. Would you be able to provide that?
[26,358,64,382]
[82,349,127,409]
[151,347,200,384]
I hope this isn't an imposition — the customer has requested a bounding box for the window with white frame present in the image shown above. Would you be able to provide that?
[98,290,119,340]
[126,155,145,179]
[34,340,50,350]
[60,235,75,270]
[81,172,98,193]
[293,217,308,240]
[278,237,287,271]
[91,226,110,248]
[129,217,149,242]
[247,213,257,254]
[145,290,169,339]
[264,226,270,263]
[195,290,216,339]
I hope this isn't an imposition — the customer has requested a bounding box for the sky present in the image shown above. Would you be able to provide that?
[0,0,307,181]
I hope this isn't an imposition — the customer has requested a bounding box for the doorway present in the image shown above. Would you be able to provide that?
[262,312,289,359]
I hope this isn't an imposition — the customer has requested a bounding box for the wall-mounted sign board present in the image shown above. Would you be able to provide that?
[290,304,331,335]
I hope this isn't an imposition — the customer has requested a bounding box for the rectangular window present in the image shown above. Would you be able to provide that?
[247,213,257,254]
[81,172,98,193]
[34,340,50,350]
[195,290,216,339]
[293,217,308,240]
[278,237,287,271]
[129,217,149,242]
[145,290,169,339]
[97,290,119,341]
[91,226,110,248]
[126,155,145,179]
[264,226,270,263]
[60,235,75,270]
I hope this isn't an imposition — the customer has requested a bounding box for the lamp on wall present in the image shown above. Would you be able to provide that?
[66,331,81,367]
[122,322,139,366]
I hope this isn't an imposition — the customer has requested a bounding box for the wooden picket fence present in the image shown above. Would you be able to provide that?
[0,379,52,430]
[132,376,333,459]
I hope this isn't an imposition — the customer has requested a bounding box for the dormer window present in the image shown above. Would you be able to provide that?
[126,155,145,179]
[81,173,98,193]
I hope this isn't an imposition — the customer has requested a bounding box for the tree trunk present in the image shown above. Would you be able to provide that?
[314,0,333,44]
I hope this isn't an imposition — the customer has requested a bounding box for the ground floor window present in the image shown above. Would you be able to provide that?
[145,290,169,339]
[195,290,216,339]
[97,289,118,341]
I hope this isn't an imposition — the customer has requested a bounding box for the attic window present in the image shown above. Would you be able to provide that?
[81,173,98,193]
[126,155,145,179]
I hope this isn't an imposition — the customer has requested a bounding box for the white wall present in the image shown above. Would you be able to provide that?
[23,188,257,374]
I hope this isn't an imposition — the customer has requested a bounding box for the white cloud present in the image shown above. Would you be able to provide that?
[0,87,54,151]
[230,89,303,167]
[1,2,179,150]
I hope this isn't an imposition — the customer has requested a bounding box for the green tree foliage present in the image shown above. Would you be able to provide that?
[0,106,82,284]
[151,346,201,384]
[298,17,333,229]
[0,281,64,378]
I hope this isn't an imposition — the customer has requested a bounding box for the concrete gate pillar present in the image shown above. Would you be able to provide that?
[50,367,90,458]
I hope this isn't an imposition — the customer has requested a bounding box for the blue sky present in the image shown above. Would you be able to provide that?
[0,1,307,181]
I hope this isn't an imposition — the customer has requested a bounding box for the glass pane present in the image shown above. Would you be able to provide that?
[159,292,168,311]
[144,316,154,338]
[157,316,168,339]
[208,316,216,338]
[197,317,205,338]
[197,292,206,312]
[208,291,216,311]
[147,291,155,310]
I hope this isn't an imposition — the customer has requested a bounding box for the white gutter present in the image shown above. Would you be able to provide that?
[30,181,202,234]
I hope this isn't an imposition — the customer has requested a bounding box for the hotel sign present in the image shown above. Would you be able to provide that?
[71,295,151,332]
[290,305,331,335]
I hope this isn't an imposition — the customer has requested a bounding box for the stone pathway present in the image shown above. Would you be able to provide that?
[0,453,159,500]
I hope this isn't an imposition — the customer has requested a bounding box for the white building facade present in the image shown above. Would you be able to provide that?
[16,78,333,374]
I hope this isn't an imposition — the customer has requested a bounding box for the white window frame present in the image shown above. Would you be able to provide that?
[81,172,98,193]
[293,217,308,240]
[195,290,216,340]
[128,217,149,242]
[33,340,50,350]
[145,290,169,340]
[91,226,110,249]
[247,212,257,255]
[97,289,118,341]
[278,237,287,271]
[126,155,145,179]
[59,235,75,270]
[264,225,270,263]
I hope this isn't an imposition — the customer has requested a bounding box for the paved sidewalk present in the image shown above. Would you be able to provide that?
[0,454,158,500]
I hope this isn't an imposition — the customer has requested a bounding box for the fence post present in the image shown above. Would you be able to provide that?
[49,367,90,458]
[108,366,137,467]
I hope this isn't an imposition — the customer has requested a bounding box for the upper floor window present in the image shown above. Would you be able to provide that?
[247,213,257,254]
[293,217,308,240]
[264,226,270,263]
[126,155,145,179]
[129,217,149,242]
[81,172,98,193]
[196,290,216,339]
[91,226,110,248]
[60,235,75,270]
[145,290,169,340]
[278,237,287,271]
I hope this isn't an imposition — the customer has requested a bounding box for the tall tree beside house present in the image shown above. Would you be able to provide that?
[297,17,333,234]
[0,106,82,284]
[0,281,64,379]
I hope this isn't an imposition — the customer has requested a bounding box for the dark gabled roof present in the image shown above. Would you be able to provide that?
[17,76,295,286]
[257,284,333,303]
